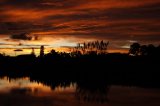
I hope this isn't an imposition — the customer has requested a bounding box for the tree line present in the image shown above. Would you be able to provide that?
[129,43,160,56]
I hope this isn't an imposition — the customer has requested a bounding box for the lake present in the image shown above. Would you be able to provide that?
[0,77,160,106]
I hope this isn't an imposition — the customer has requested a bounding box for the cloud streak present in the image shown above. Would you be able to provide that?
[0,0,160,54]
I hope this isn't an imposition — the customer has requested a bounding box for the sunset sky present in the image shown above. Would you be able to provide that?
[0,0,160,56]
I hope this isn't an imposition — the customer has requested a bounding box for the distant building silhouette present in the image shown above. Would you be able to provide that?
[40,45,44,57]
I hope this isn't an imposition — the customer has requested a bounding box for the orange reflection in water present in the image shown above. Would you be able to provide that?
[0,77,78,106]
[0,77,160,106]
[0,77,51,94]
[0,77,76,96]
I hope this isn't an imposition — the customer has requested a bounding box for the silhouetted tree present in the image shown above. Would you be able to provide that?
[129,43,160,57]
[40,45,44,57]
[129,43,140,56]
[156,45,160,56]
[147,44,156,56]
[139,45,148,56]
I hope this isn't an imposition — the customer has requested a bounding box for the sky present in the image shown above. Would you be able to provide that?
[0,0,160,55]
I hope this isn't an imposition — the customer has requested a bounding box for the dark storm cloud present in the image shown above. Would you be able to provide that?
[0,22,70,35]
[72,22,160,33]
[106,3,160,20]
[10,33,35,40]
[0,0,86,10]
[44,2,160,21]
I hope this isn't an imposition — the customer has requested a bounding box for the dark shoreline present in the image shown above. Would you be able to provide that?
[0,52,160,89]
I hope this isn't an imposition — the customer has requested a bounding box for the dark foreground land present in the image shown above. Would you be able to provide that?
[0,50,160,88]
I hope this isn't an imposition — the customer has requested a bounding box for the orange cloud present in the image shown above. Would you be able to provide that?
[0,0,160,55]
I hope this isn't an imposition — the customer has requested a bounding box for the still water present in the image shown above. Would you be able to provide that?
[0,77,160,106]
[0,77,109,106]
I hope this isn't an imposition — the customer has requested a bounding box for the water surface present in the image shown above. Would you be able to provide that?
[0,77,160,106]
